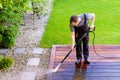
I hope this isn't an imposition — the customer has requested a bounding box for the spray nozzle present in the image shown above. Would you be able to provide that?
[89,26,95,32]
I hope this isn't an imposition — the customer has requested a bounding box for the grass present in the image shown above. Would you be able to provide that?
[40,0,120,48]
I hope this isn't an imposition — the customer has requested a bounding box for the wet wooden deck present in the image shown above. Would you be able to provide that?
[47,45,120,80]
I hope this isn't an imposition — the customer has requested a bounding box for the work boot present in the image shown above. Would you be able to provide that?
[75,59,81,68]
[83,59,90,64]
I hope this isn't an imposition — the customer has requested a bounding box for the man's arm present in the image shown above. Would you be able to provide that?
[71,32,75,50]
[90,13,95,28]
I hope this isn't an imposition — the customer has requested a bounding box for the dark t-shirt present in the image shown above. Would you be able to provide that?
[70,13,93,32]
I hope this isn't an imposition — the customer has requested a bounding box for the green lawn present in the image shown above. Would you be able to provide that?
[40,0,120,48]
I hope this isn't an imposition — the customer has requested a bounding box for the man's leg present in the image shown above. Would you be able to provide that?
[75,37,82,68]
[82,35,90,64]
[75,38,82,61]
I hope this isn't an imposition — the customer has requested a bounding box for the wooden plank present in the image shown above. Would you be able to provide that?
[56,51,120,54]
[55,68,120,73]
[46,45,56,80]
[53,72,120,77]
[52,76,120,80]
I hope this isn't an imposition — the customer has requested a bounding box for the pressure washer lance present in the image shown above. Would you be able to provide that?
[53,30,88,72]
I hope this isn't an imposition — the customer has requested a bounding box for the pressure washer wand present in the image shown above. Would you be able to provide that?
[53,33,88,72]
[61,33,87,63]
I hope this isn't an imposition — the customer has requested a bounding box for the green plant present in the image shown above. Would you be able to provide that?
[2,25,18,48]
[0,0,29,48]
[32,0,52,16]
[0,55,3,62]
[0,34,2,46]
[0,57,14,70]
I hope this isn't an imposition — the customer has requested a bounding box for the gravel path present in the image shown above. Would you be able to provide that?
[0,1,53,80]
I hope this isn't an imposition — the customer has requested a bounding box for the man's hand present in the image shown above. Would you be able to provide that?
[90,25,95,31]
[90,25,94,29]
[71,45,74,51]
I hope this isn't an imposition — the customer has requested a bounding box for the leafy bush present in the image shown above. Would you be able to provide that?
[32,0,52,16]
[2,25,18,48]
[0,34,2,46]
[0,55,3,62]
[0,0,29,48]
[0,57,14,70]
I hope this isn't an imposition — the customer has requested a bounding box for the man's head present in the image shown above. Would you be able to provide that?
[70,15,80,26]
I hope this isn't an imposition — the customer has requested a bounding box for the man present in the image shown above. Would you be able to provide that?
[70,13,95,65]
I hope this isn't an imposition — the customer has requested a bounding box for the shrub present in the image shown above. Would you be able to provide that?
[2,25,18,48]
[0,34,2,46]
[0,57,14,70]
[0,55,3,62]
[0,0,29,48]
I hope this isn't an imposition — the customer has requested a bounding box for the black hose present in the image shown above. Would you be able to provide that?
[91,31,106,58]
[91,31,119,59]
